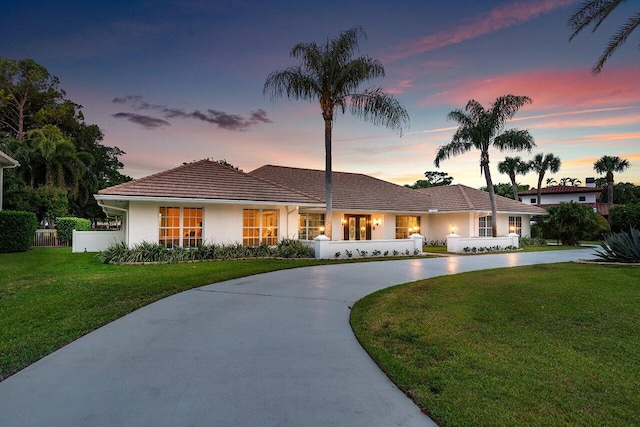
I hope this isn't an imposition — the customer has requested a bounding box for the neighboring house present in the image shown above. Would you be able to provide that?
[518,180,609,216]
[0,150,19,211]
[95,160,547,248]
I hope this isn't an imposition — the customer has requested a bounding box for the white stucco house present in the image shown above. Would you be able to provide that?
[94,160,546,251]
[518,179,608,216]
[0,149,19,211]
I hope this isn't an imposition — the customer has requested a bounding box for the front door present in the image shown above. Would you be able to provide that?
[343,214,371,240]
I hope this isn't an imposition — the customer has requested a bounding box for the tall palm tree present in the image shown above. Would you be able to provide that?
[264,27,409,238]
[435,95,535,237]
[529,153,562,207]
[568,0,640,73]
[498,156,530,200]
[594,155,630,205]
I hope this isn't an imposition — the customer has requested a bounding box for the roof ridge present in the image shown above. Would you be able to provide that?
[247,172,325,203]
[457,185,475,209]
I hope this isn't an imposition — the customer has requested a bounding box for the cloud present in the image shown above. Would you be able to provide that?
[389,0,575,61]
[418,66,640,110]
[112,96,273,131]
[112,112,171,130]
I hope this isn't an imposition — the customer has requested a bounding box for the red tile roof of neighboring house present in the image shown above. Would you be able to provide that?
[416,185,548,214]
[97,160,323,205]
[539,202,612,217]
[250,165,434,212]
[518,185,602,195]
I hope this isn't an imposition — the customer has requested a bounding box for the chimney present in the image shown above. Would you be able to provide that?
[585,177,595,188]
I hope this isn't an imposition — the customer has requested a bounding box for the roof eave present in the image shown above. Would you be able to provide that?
[94,194,324,208]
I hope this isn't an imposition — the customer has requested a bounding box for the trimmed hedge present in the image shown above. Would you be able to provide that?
[0,210,37,253]
[56,217,91,245]
[609,202,640,232]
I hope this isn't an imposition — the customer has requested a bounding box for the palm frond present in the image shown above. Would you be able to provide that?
[434,140,472,167]
[263,68,320,102]
[493,129,536,152]
[348,87,409,134]
[593,11,640,73]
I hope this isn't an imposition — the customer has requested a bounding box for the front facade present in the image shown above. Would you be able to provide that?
[95,160,547,249]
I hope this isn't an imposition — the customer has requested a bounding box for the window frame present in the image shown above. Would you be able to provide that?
[298,213,325,240]
[243,208,279,246]
[395,215,420,239]
[159,207,203,248]
[508,216,522,236]
[478,215,492,237]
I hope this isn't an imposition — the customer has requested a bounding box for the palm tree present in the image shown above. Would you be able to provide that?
[264,27,409,238]
[594,155,630,205]
[435,95,535,237]
[529,153,562,207]
[498,156,530,200]
[568,0,640,73]
[546,177,558,186]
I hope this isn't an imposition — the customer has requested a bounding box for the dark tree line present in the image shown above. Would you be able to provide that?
[0,57,130,223]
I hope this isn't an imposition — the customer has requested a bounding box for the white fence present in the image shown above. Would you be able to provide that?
[72,230,125,253]
[314,234,423,259]
[446,233,519,253]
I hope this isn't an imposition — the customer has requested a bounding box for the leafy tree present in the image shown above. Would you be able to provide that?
[405,171,453,188]
[0,58,62,141]
[435,95,535,236]
[480,182,530,199]
[540,201,608,245]
[600,182,640,204]
[609,202,640,231]
[498,156,530,200]
[529,153,561,206]
[593,155,630,206]
[264,26,409,238]
[0,57,130,222]
[568,0,640,73]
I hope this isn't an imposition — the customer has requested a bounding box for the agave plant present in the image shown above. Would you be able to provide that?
[594,228,640,263]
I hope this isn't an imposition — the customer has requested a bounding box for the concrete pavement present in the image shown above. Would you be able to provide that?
[0,249,593,426]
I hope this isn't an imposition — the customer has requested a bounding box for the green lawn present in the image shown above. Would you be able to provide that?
[351,263,640,426]
[0,248,326,381]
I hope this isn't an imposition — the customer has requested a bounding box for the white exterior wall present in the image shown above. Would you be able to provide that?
[521,192,599,205]
[126,201,296,247]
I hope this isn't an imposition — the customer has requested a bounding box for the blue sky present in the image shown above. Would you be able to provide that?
[2,0,638,188]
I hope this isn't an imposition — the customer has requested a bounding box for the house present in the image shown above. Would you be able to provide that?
[518,179,609,216]
[0,149,19,211]
[95,160,546,250]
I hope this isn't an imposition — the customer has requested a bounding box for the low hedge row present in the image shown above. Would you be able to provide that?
[0,210,37,253]
[56,217,91,245]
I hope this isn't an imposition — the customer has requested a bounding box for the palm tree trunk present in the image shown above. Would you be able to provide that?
[509,173,519,201]
[324,117,333,239]
[607,172,614,206]
[482,158,498,237]
[536,174,543,207]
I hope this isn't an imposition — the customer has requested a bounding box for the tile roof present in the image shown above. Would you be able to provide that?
[539,202,612,217]
[518,185,602,195]
[250,165,434,212]
[97,160,323,205]
[416,185,548,214]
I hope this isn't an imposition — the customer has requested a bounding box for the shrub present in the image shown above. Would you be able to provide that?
[539,202,608,245]
[275,239,314,258]
[594,228,640,263]
[56,217,91,245]
[609,202,640,232]
[0,210,37,253]
[520,237,547,247]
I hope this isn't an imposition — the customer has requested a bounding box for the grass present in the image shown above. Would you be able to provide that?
[351,263,640,426]
[0,247,326,381]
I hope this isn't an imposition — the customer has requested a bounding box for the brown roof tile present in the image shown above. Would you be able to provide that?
[250,165,434,212]
[518,185,602,195]
[98,160,323,205]
[416,185,548,214]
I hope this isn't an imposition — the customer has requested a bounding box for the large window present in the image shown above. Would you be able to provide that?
[395,216,420,239]
[478,215,492,237]
[509,216,522,236]
[243,209,278,246]
[298,213,324,240]
[159,207,203,248]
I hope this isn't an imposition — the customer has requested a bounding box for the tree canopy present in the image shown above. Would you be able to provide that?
[405,171,454,189]
[0,57,130,223]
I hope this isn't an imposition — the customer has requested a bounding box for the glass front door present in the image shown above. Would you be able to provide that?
[343,214,371,240]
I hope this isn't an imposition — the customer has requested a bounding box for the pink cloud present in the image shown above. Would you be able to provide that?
[387,79,415,94]
[419,66,640,110]
[389,0,575,61]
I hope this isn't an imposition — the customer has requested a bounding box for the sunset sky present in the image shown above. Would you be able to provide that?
[2,0,638,189]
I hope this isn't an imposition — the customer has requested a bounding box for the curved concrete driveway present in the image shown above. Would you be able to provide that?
[0,249,593,426]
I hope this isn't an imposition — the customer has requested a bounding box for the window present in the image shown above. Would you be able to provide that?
[478,215,492,237]
[395,216,420,239]
[159,207,203,248]
[509,216,522,236]
[579,196,586,202]
[243,209,278,246]
[530,198,536,204]
[298,213,324,240]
